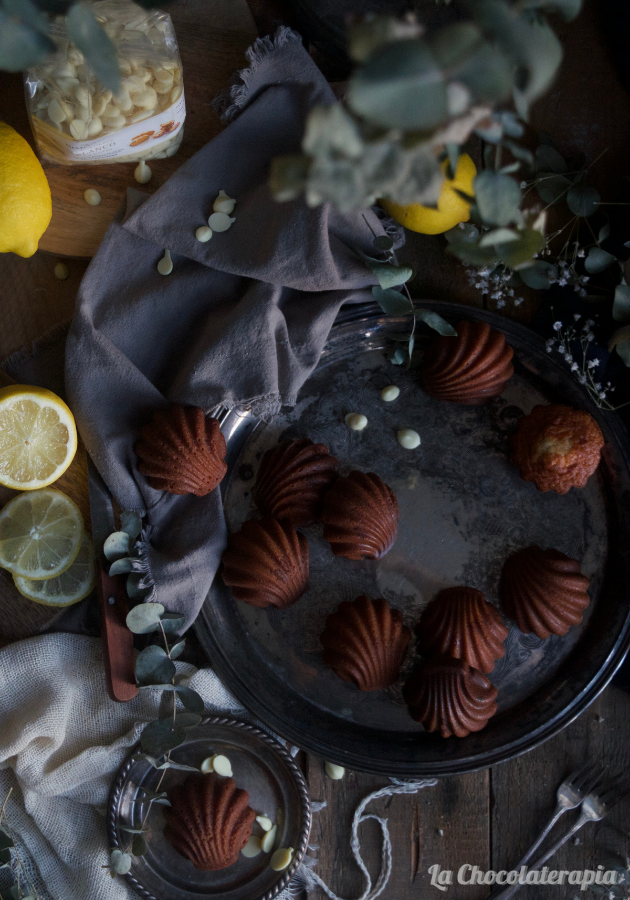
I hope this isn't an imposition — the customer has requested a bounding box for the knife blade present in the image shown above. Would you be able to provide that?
[87,457,138,702]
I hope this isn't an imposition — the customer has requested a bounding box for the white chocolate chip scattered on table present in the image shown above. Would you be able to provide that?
[397,428,421,449]
[195,226,213,243]
[241,836,262,858]
[270,847,294,872]
[213,190,236,214]
[325,761,345,780]
[157,249,173,276]
[207,212,235,232]
[134,160,152,184]
[345,413,367,431]
[261,824,277,853]
[83,188,101,207]
[54,262,69,281]
[381,384,400,402]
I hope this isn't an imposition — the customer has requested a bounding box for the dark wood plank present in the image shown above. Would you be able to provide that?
[491,685,630,899]
[307,758,490,899]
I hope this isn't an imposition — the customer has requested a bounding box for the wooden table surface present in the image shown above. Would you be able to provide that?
[1,0,630,897]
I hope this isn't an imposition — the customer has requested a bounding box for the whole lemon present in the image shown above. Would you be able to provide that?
[381,153,477,235]
[0,122,52,258]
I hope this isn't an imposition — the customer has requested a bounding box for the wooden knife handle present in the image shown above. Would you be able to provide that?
[96,558,138,702]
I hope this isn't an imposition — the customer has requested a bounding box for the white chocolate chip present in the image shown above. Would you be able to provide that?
[213,190,236,214]
[397,428,421,449]
[83,188,101,206]
[325,761,345,780]
[47,99,66,123]
[91,95,108,118]
[75,85,91,108]
[154,80,174,94]
[207,212,235,232]
[345,413,367,431]
[157,249,173,275]
[195,226,213,243]
[381,384,400,402]
[270,847,294,872]
[211,754,233,777]
[87,118,103,137]
[134,87,157,110]
[200,756,214,774]
[170,84,182,103]
[116,93,133,113]
[261,824,277,853]
[241,836,262,858]
[134,159,152,184]
[54,262,69,280]
[129,109,153,124]
[256,815,273,832]
[106,113,126,129]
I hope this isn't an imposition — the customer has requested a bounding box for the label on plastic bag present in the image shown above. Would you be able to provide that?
[32,89,185,162]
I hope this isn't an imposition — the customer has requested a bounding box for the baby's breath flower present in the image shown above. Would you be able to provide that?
[573,313,581,321]
[553,321,563,331]
[570,362,579,371]
[578,249,585,257]
[496,299,506,309]
[514,297,524,306]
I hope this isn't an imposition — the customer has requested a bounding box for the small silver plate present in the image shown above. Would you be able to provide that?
[107,717,311,900]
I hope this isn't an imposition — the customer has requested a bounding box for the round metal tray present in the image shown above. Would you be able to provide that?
[107,717,311,900]
[195,302,630,776]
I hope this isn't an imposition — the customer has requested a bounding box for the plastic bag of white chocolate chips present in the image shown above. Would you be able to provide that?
[24,0,185,165]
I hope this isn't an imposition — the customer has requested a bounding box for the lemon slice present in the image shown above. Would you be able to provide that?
[0,488,83,579]
[14,533,95,606]
[0,385,78,490]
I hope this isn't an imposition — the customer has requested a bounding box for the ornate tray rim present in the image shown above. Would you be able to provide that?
[195,301,630,776]
[107,715,312,900]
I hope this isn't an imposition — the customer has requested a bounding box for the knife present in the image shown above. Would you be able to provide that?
[87,457,138,702]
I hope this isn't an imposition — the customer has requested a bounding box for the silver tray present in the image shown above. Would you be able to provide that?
[195,302,630,776]
[107,717,311,900]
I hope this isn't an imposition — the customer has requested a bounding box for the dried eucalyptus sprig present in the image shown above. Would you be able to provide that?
[0,789,42,900]
[270,1,583,212]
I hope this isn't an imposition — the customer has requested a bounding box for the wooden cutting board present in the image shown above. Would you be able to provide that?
[37,0,258,257]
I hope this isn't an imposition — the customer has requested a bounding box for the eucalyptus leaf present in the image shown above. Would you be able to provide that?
[388,347,406,365]
[269,154,310,202]
[599,222,611,243]
[502,140,534,166]
[135,645,175,686]
[497,228,545,269]
[613,284,630,322]
[498,161,520,175]
[475,117,503,143]
[0,10,54,70]
[110,849,132,875]
[172,712,202,728]
[302,104,363,159]
[347,39,448,131]
[567,183,600,217]
[120,511,142,540]
[519,260,558,289]
[499,111,524,138]
[347,15,423,63]
[479,228,520,246]
[372,285,410,316]
[444,223,479,243]
[585,247,616,274]
[104,532,131,562]
[159,612,186,634]
[445,142,459,180]
[474,171,521,226]
[616,339,630,367]
[109,557,137,576]
[365,258,413,290]
[535,144,567,173]
[4,0,49,33]
[66,4,120,92]
[415,310,457,336]
[373,235,394,251]
[518,0,582,21]
[176,685,205,714]
[430,22,512,104]
[140,720,187,757]
[446,241,499,266]
[169,639,186,660]
[132,834,148,857]
[126,603,165,634]
[535,174,571,204]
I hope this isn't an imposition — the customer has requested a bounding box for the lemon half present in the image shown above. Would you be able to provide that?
[0,385,77,490]
[14,533,95,607]
[381,153,477,235]
[0,488,83,580]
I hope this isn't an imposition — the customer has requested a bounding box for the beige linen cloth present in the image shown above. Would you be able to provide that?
[0,632,262,900]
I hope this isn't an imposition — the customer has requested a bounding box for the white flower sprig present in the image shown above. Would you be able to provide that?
[545,315,629,411]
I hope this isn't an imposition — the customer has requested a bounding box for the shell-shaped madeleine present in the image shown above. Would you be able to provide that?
[320,595,411,690]
[403,657,498,738]
[163,772,255,871]
[136,404,227,496]
[221,516,309,609]
[253,438,338,526]
[416,587,508,673]
[422,320,514,405]
[321,471,399,560]
[499,545,591,639]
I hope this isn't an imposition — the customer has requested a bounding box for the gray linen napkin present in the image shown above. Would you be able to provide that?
[64,27,402,631]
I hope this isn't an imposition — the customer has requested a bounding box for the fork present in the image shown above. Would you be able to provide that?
[489,772,629,900]
[507,762,604,870]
